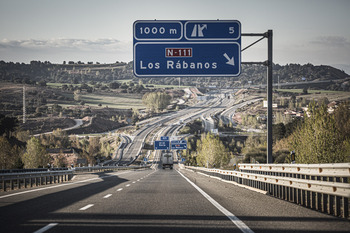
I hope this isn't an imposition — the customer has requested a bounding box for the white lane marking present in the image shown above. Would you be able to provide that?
[132,181,136,184]
[33,223,58,233]
[137,179,140,181]
[0,171,132,199]
[117,188,123,191]
[79,204,94,210]
[103,194,112,198]
[177,170,254,233]
[126,184,131,187]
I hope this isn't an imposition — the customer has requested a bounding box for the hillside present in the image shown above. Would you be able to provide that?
[0,60,349,91]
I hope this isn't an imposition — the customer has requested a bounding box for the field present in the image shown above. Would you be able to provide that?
[81,93,144,109]
[276,89,350,102]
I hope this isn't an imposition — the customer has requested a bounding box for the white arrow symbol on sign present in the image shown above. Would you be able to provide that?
[223,53,235,66]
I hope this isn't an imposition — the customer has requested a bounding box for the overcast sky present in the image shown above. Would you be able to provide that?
[0,0,349,73]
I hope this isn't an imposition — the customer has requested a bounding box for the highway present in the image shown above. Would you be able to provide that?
[3,93,349,233]
[1,165,349,233]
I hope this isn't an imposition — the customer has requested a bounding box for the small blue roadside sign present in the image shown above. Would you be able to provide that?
[171,140,187,150]
[133,20,241,77]
[154,140,170,150]
[160,136,169,141]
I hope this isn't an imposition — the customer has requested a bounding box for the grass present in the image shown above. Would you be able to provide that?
[81,93,144,109]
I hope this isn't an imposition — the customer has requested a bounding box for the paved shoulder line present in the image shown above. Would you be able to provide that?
[33,223,58,233]
[177,169,254,233]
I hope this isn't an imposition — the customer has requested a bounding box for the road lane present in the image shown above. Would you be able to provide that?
[1,166,349,233]
[179,167,350,233]
[0,169,153,233]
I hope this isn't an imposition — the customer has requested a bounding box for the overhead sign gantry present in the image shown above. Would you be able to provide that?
[133,20,241,77]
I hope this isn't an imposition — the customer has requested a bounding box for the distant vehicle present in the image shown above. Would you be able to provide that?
[161,150,174,169]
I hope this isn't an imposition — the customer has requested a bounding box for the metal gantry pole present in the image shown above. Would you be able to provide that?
[267,30,273,164]
[241,30,273,163]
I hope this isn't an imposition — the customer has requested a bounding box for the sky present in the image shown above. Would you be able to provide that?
[0,0,349,73]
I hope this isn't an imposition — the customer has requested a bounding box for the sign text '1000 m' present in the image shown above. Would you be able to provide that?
[133,20,241,77]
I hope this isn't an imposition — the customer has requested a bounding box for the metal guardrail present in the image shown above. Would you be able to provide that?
[185,163,350,219]
[0,165,150,192]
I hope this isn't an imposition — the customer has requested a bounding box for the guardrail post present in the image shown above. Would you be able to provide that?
[3,179,6,191]
[10,179,14,190]
[342,197,348,218]
[17,176,21,189]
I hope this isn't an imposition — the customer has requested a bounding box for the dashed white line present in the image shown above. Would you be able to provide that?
[79,204,94,210]
[103,194,112,198]
[117,188,123,191]
[132,181,136,184]
[33,223,58,233]
[126,184,131,187]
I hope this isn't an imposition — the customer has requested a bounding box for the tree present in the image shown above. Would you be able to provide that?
[289,102,350,163]
[142,92,171,112]
[74,90,81,102]
[22,137,50,168]
[0,136,18,169]
[0,114,18,138]
[109,82,120,89]
[196,133,230,168]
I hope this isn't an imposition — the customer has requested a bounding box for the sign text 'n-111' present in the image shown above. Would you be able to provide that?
[133,20,241,77]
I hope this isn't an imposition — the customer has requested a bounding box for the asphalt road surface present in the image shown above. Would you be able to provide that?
[1,166,349,233]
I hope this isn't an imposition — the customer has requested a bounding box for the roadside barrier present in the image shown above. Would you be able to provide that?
[0,165,149,192]
[185,163,350,219]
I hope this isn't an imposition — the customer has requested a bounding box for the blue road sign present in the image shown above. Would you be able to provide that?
[171,140,187,150]
[154,140,170,150]
[134,42,240,77]
[133,20,241,77]
[184,21,241,40]
[134,21,183,40]
[160,136,169,141]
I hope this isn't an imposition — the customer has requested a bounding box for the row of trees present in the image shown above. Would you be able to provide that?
[288,102,350,163]
[0,125,119,169]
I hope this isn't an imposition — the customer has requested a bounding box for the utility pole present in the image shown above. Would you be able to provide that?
[23,85,26,124]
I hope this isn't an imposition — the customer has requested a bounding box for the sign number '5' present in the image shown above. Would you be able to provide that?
[229,27,235,34]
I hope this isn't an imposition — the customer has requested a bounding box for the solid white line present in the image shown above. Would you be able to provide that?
[177,170,254,233]
[0,171,132,199]
[117,188,123,191]
[33,223,58,233]
[103,194,112,198]
[79,204,94,210]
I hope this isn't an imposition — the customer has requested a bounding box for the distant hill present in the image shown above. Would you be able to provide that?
[0,60,349,91]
